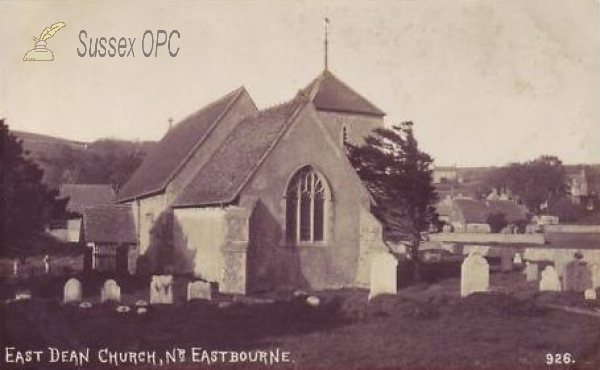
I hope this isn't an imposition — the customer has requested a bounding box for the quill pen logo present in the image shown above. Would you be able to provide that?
[23,22,66,61]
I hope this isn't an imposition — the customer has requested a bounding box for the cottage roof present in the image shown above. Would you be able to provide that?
[81,205,136,245]
[304,70,385,117]
[117,87,249,202]
[59,184,115,213]
[454,198,489,223]
[486,200,529,223]
[172,94,307,207]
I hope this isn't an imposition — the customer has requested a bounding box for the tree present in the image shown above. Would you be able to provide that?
[487,213,508,233]
[489,155,566,213]
[346,122,438,280]
[1,119,68,257]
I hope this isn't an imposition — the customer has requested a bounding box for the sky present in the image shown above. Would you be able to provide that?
[1,0,599,167]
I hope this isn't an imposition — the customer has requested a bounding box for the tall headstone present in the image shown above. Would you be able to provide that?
[461,252,490,297]
[101,279,121,303]
[150,275,173,304]
[539,266,561,292]
[43,255,50,274]
[563,261,590,292]
[588,263,600,290]
[525,262,539,282]
[187,281,212,301]
[63,278,82,304]
[368,253,398,300]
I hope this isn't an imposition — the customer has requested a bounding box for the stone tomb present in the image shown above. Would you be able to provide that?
[563,261,590,292]
[584,288,597,300]
[187,281,212,301]
[150,275,173,304]
[101,279,121,303]
[524,262,539,282]
[63,278,82,304]
[539,266,561,292]
[460,252,489,297]
[368,253,398,300]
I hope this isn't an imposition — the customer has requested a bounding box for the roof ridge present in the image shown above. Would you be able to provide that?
[164,86,249,188]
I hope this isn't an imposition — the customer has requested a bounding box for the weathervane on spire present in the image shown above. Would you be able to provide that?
[324,17,330,70]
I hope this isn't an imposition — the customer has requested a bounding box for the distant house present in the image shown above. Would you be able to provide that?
[117,69,392,294]
[442,198,529,233]
[81,205,137,273]
[433,166,462,184]
[50,184,115,242]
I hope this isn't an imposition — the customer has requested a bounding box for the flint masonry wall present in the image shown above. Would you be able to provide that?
[239,106,373,291]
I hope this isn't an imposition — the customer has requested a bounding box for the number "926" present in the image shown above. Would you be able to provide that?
[546,353,574,365]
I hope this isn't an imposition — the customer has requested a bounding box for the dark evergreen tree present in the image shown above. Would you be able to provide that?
[346,122,438,280]
[1,119,68,257]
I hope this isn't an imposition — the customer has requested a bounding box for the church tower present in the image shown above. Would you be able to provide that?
[303,18,386,147]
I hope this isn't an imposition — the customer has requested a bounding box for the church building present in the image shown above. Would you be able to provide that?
[117,69,391,294]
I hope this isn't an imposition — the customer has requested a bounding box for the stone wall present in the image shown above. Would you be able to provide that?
[356,207,389,288]
[316,111,383,147]
[173,207,227,282]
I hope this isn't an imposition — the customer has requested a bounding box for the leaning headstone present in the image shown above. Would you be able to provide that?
[187,281,211,301]
[584,289,597,300]
[461,252,489,297]
[101,279,121,303]
[63,278,82,304]
[588,263,600,290]
[563,261,590,292]
[539,266,561,292]
[368,253,398,300]
[150,275,173,304]
[525,262,539,282]
[513,253,523,265]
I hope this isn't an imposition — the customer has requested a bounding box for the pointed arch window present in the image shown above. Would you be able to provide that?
[286,167,330,244]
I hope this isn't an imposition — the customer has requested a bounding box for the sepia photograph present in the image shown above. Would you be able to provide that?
[1,1,600,369]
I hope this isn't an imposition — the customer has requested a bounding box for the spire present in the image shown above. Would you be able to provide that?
[324,17,330,70]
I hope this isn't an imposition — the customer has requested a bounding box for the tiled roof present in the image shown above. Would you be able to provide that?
[173,95,307,207]
[454,198,489,223]
[117,87,248,201]
[81,205,136,244]
[486,200,529,223]
[305,70,385,117]
[453,198,529,224]
[59,184,115,213]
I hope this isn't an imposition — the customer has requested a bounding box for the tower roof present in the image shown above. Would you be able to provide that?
[304,70,385,117]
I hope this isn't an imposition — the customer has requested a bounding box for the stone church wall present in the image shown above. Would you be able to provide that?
[240,106,372,291]
[316,111,384,147]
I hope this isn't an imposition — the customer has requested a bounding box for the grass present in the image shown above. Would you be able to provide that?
[2,272,600,370]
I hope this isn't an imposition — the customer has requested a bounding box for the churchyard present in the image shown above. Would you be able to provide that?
[2,253,600,370]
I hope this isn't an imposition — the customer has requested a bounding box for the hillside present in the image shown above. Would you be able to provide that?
[13,130,155,190]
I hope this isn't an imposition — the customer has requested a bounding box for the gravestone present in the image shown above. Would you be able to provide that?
[525,262,539,282]
[150,275,173,304]
[500,250,513,272]
[43,255,50,274]
[584,289,596,300]
[513,253,523,265]
[563,261,590,292]
[539,266,561,292]
[63,278,82,304]
[460,252,489,297]
[187,281,211,301]
[368,253,398,300]
[588,263,600,289]
[101,279,121,303]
